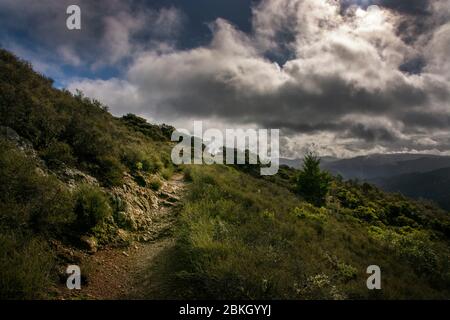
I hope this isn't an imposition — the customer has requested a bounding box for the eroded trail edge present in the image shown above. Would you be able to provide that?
[54,173,186,300]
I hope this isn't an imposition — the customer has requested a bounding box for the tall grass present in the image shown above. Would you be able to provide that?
[173,165,450,299]
[0,233,54,299]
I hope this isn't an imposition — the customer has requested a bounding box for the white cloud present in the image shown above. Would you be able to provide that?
[66,0,450,157]
[67,78,143,117]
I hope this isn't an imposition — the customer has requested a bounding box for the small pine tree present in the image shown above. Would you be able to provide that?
[296,152,331,207]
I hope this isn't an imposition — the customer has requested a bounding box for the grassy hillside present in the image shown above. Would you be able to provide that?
[0,49,176,298]
[174,165,450,299]
[1,48,450,299]
[0,49,176,186]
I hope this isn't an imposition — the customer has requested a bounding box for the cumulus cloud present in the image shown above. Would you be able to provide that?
[6,0,446,157]
[67,78,143,117]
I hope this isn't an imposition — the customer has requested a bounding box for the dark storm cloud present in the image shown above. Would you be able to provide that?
[341,123,399,143]
[68,0,450,157]
[119,51,433,134]
[400,112,450,131]
[376,0,431,16]
[399,57,426,74]
[0,0,184,69]
[2,0,447,157]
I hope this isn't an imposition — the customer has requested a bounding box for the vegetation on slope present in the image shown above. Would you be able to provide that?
[174,162,450,299]
[0,49,175,299]
[1,48,450,300]
[0,139,71,299]
[0,49,174,187]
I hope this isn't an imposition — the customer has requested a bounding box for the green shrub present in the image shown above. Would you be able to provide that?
[296,152,331,207]
[367,227,445,278]
[336,262,358,282]
[183,166,193,182]
[290,203,328,222]
[298,273,347,300]
[40,141,76,167]
[354,206,378,222]
[133,174,147,187]
[141,158,157,173]
[336,189,362,209]
[96,156,125,186]
[161,167,174,180]
[149,178,162,191]
[121,146,146,172]
[0,233,54,299]
[0,139,75,234]
[73,185,112,232]
[120,113,174,141]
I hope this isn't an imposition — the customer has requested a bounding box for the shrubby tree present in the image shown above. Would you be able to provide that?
[73,185,111,232]
[296,152,331,207]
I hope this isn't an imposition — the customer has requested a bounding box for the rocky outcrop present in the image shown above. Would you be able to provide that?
[80,236,98,254]
[0,126,43,166]
[53,165,99,189]
[110,173,160,231]
[109,172,184,239]
[1,125,183,244]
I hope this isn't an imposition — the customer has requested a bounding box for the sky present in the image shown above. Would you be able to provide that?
[0,0,449,158]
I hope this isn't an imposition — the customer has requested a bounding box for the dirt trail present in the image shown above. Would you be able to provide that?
[55,173,186,300]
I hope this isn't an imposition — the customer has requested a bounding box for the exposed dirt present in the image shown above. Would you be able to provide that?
[52,173,186,300]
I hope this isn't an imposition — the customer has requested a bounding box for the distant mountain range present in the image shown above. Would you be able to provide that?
[280,154,450,210]
[370,167,450,211]
[279,156,338,169]
[321,154,450,180]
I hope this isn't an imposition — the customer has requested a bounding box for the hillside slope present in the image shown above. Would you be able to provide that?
[173,165,450,299]
[0,49,179,299]
[1,49,450,300]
